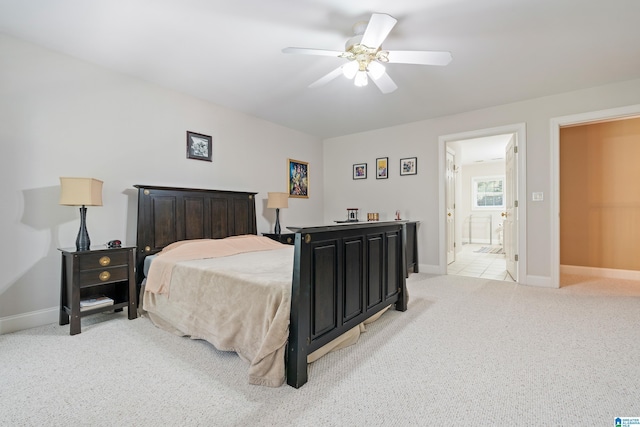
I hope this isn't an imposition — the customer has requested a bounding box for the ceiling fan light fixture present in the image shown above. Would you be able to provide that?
[368,61,386,80]
[342,61,359,79]
[354,70,368,87]
[282,12,452,94]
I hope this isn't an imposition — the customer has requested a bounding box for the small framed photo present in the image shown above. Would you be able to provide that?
[186,131,212,162]
[288,158,309,198]
[400,157,417,175]
[376,157,388,179]
[353,163,367,180]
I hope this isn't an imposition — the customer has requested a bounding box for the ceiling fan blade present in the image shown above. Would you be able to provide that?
[369,71,397,94]
[282,47,344,57]
[360,13,397,49]
[386,50,453,66]
[309,66,345,88]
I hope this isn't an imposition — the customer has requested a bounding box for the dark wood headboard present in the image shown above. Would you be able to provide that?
[134,185,257,285]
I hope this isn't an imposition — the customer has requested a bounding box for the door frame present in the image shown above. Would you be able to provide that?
[504,135,518,280]
[446,147,456,265]
[550,104,640,287]
[438,123,527,282]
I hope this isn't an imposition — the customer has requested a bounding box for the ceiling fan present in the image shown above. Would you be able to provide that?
[282,13,452,94]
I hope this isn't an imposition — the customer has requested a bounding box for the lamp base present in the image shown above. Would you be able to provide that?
[274,208,281,235]
[76,205,91,251]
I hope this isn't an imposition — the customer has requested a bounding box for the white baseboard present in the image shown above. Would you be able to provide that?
[0,307,58,335]
[417,263,441,275]
[561,265,640,281]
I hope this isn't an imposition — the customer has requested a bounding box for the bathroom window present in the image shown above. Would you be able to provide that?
[472,176,504,210]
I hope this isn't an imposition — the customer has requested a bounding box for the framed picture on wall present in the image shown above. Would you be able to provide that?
[186,131,212,162]
[288,158,309,198]
[400,157,417,175]
[353,163,367,180]
[376,157,388,179]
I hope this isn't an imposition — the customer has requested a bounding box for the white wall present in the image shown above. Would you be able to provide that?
[323,77,640,280]
[3,32,640,333]
[0,35,324,332]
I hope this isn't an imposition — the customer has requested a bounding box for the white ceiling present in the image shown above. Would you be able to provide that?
[1,0,640,139]
[457,134,513,165]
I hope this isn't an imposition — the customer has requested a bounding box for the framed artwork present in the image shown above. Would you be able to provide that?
[186,131,212,162]
[400,157,417,175]
[353,163,367,180]
[288,158,309,198]
[376,157,388,179]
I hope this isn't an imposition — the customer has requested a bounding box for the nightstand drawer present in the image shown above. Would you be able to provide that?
[78,265,129,287]
[79,251,129,269]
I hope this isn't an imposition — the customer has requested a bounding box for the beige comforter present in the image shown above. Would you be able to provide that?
[143,235,383,387]
[143,236,293,387]
[145,235,286,295]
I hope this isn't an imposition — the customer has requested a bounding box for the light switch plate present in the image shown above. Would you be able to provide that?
[532,192,544,201]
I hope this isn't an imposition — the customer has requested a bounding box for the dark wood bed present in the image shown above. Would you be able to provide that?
[135,185,407,388]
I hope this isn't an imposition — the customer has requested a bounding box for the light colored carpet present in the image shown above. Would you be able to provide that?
[1,273,639,426]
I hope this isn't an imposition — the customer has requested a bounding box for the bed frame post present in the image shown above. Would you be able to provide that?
[287,233,309,388]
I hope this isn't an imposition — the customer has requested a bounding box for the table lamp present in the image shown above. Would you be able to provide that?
[59,177,103,251]
[267,192,289,235]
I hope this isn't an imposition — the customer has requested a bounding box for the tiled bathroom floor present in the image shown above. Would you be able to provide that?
[447,244,515,282]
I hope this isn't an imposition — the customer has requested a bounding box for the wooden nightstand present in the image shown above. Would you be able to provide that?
[58,246,137,335]
[262,233,295,245]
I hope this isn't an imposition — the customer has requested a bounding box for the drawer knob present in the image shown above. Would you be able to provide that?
[99,271,111,281]
[99,256,111,266]
[286,237,292,244]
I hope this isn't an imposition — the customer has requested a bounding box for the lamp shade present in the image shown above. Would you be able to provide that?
[59,177,103,206]
[342,61,359,79]
[354,70,368,87]
[267,192,289,209]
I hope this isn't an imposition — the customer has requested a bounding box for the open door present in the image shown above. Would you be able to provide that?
[504,135,518,281]
[446,148,456,264]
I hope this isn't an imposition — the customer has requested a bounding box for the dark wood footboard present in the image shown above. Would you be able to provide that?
[287,222,407,388]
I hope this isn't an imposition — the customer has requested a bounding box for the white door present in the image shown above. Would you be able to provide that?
[446,148,456,264]
[504,135,518,281]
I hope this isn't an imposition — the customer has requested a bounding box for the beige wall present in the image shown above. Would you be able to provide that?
[560,117,640,270]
